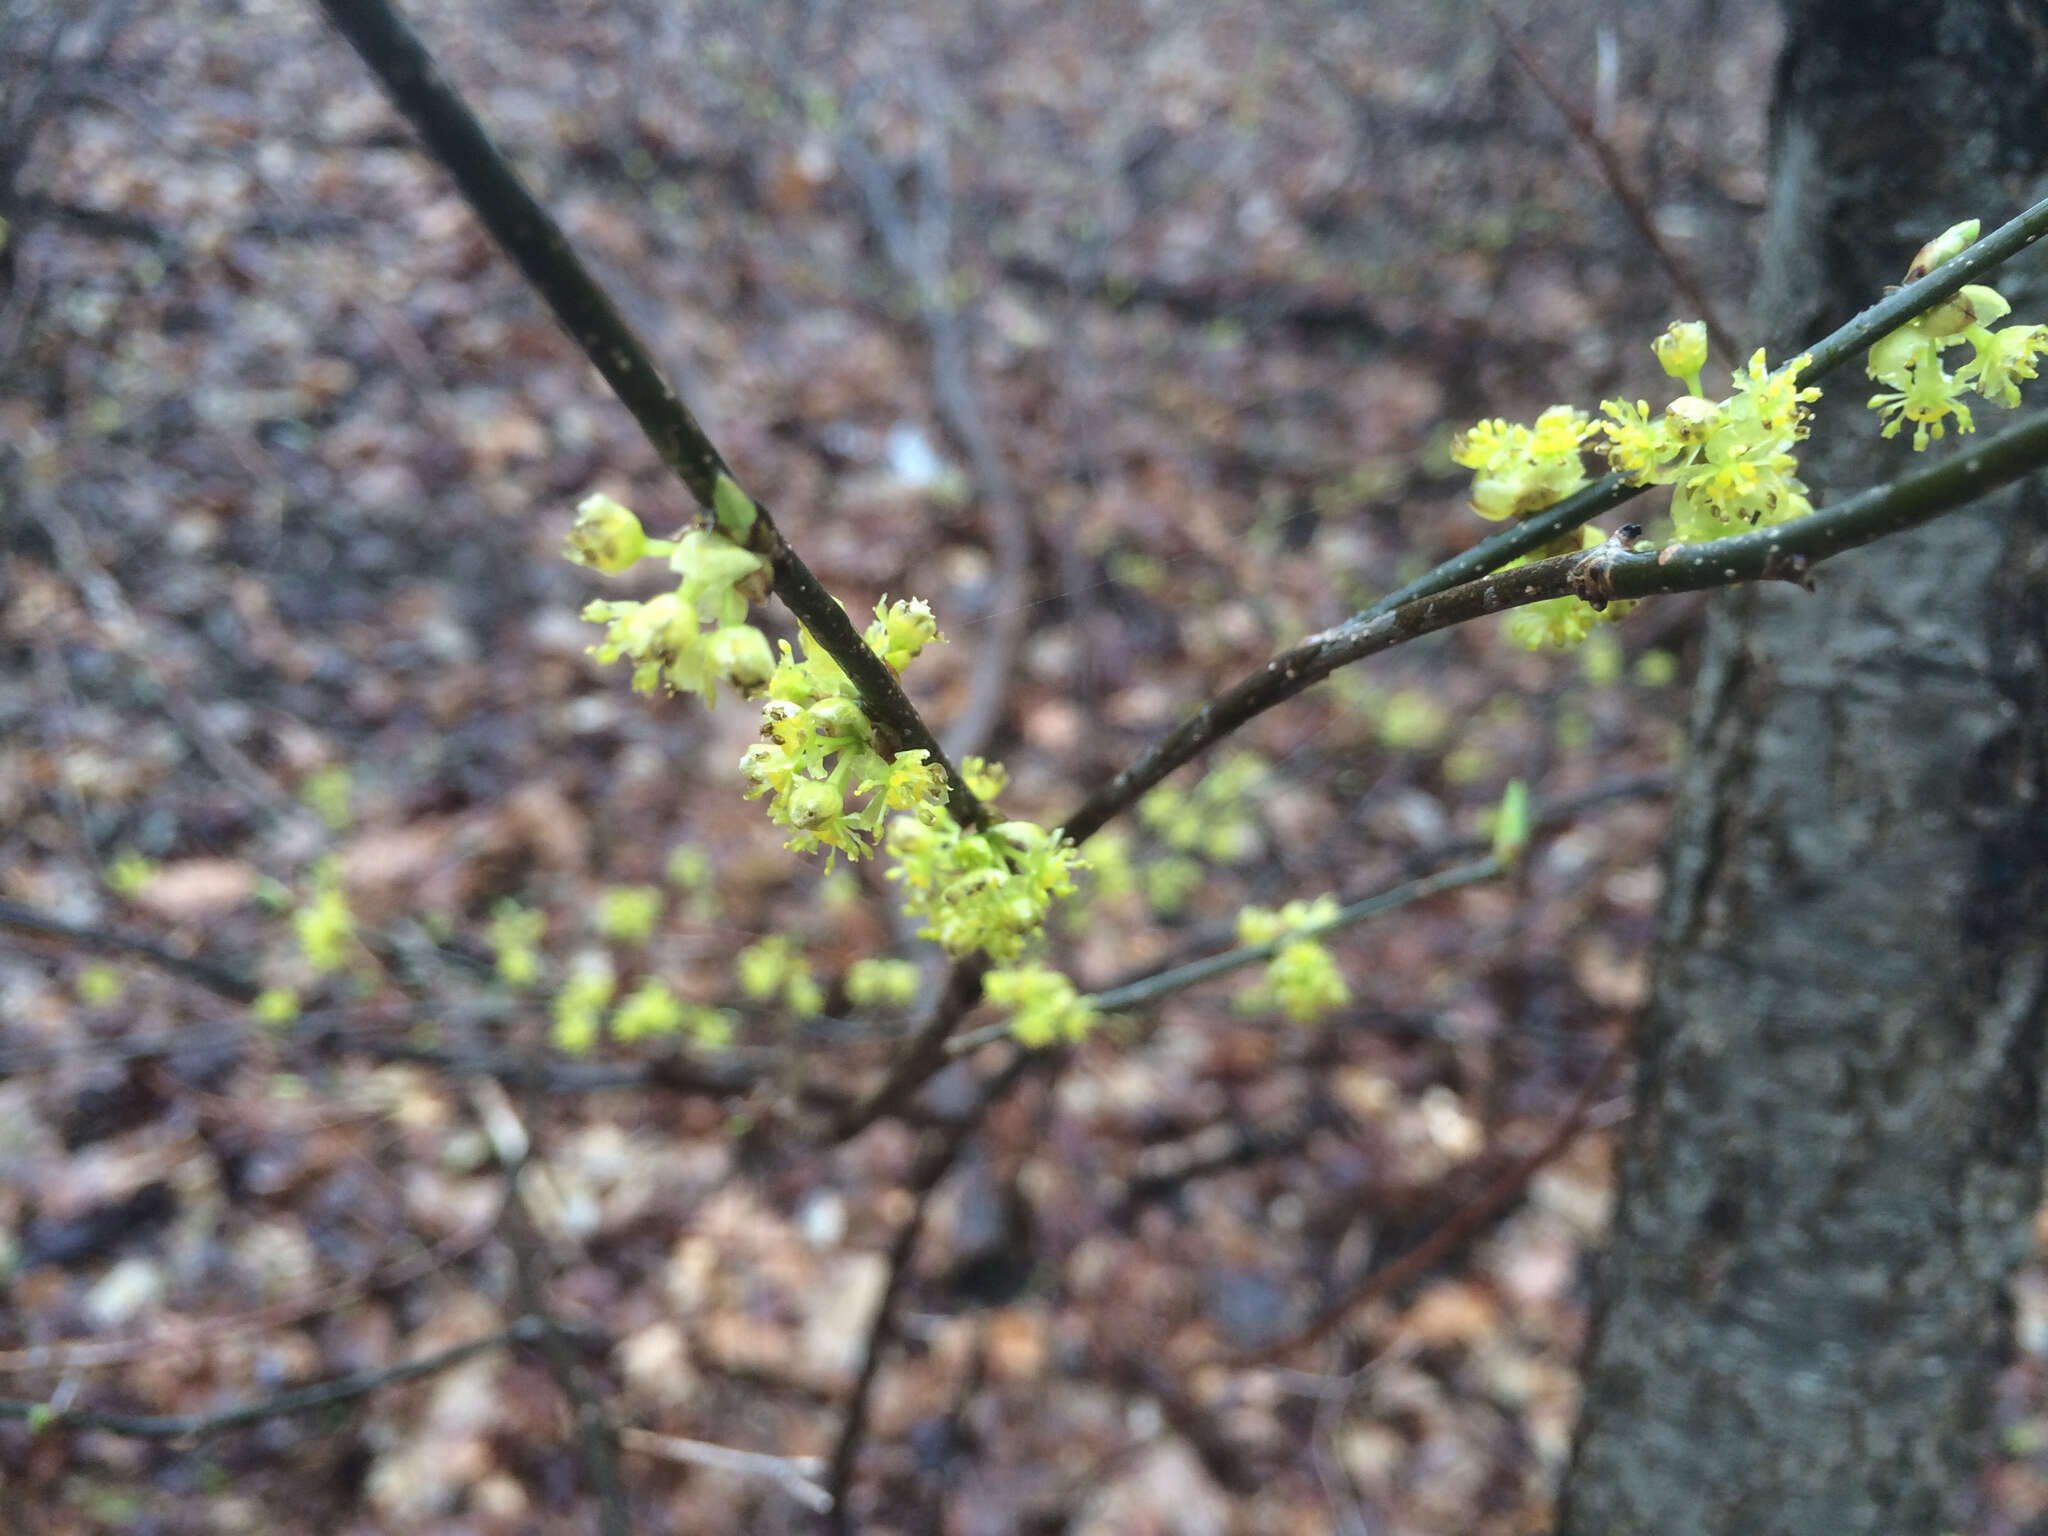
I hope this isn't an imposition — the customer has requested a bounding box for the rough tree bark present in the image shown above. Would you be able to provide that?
[1557,5,2048,1534]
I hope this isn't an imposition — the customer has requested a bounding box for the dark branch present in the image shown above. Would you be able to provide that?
[1489,8,1737,361]
[0,897,259,1003]
[311,0,985,829]
[825,1051,1036,1529]
[1061,407,2048,844]
[1342,191,2048,627]
[0,1319,543,1438]
[832,953,993,1140]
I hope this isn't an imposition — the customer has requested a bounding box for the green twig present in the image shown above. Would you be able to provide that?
[1348,192,2048,628]
[947,856,1506,1055]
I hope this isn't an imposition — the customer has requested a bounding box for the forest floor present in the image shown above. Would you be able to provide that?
[5,1,2048,1533]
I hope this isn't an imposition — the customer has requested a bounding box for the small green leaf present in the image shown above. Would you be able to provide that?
[1492,778,1532,867]
[712,473,758,539]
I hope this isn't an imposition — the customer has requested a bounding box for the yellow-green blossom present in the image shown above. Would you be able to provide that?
[1600,345,1819,542]
[105,851,158,897]
[598,885,663,942]
[1143,855,1204,916]
[985,964,1097,1048]
[736,934,823,1015]
[75,964,124,1006]
[864,597,944,672]
[1651,320,1709,392]
[489,901,547,987]
[845,957,921,1009]
[294,875,356,975]
[1868,272,2048,448]
[1451,405,1596,521]
[301,765,353,830]
[887,810,1086,962]
[251,987,301,1026]
[1236,895,1349,1023]
[552,956,616,1053]
[612,977,685,1042]
[577,521,770,704]
[666,846,712,889]
[565,492,655,573]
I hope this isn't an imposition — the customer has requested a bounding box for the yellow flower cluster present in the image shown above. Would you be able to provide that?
[1450,405,1597,521]
[1866,227,2048,449]
[887,805,1087,962]
[738,604,951,863]
[1598,333,1820,544]
[1235,895,1350,1023]
[985,963,1098,1047]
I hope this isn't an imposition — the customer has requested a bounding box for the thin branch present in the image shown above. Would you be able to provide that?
[0,1205,497,1375]
[1052,771,1674,1003]
[1489,7,1737,361]
[1061,403,2048,846]
[1341,190,2048,630]
[498,1063,634,1536]
[1095,856,1502,1012]
[311,0,986,831]
[620,1426,833,1515]
[0,896,259,1003]
[5,193,176,246]
[832,953,992,1140]
[825,1051,1035,1529]
[1233,1043,1627,1366]
[838,115,1034,764]
[946,856,1507,1056]
[840,778,1670,1122]
[0,1319,544,1438]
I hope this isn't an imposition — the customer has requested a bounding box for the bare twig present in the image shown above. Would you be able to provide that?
[0,1205,498,1375]
[1232,1043,1627,1365]
[0,1319,545,1437]
[496,1064,634,1536]
[832,953,992,1140]
[825,1051,1036,1528]
[621,1426,833,1514]
[1488,7,1737,361]
[0,896,260,1003]
[312,0,986,831]
[839,99,1034,763]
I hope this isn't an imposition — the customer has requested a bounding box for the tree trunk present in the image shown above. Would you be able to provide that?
[1557,5,2048,1533]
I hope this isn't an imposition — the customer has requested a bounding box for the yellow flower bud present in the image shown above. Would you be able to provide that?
[804,697,872,742]
[565,493,650,573]
[707,624,775,693]
[1652,321,1709,384]
[785,778,845,829]
[1904,219,1980,283]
